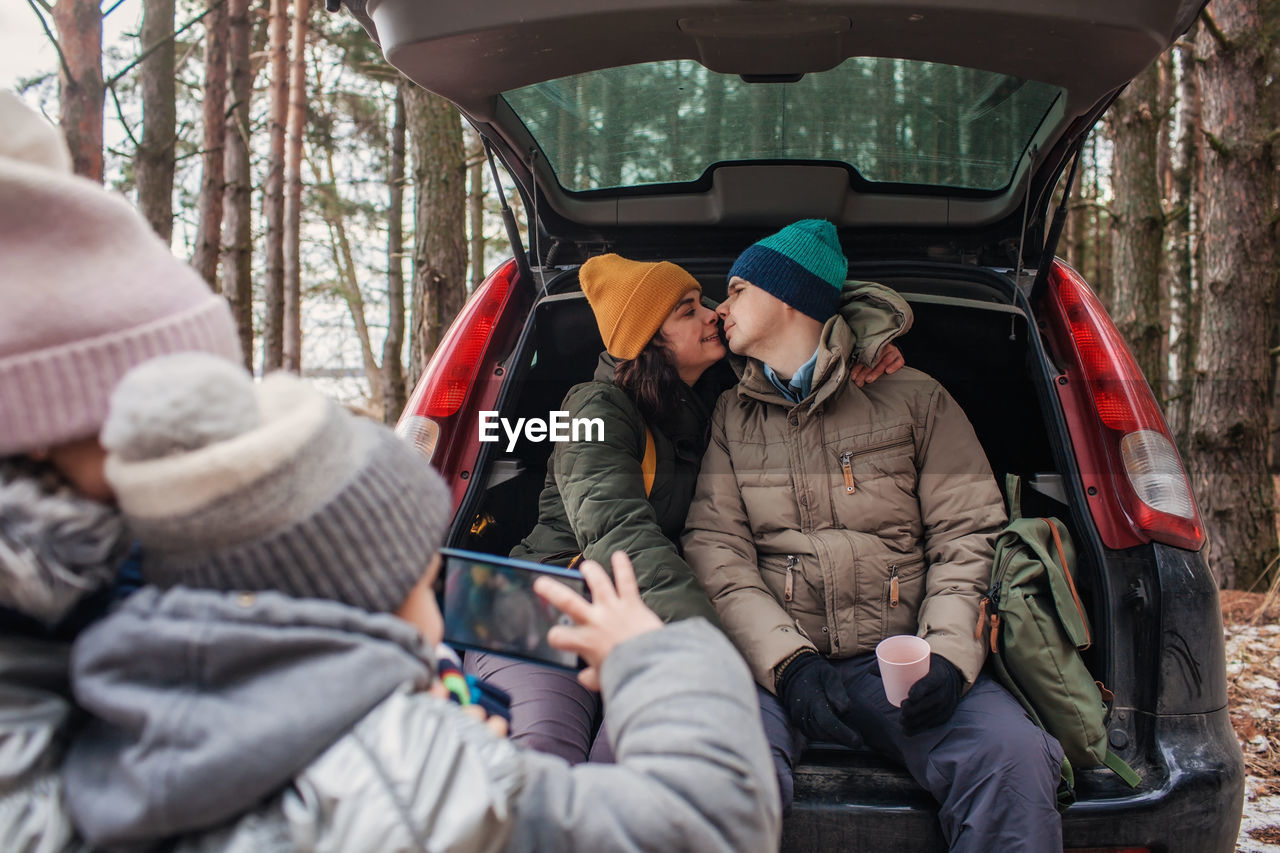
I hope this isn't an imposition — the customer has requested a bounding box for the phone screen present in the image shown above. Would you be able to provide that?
[439,550,587,670]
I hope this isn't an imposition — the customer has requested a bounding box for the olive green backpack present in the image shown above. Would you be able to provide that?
[978,475,1141,808]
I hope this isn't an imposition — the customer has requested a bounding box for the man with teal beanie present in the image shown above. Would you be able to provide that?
[726,218,847,323]
[684,219,1064,850]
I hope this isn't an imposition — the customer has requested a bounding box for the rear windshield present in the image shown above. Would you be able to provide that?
[503,58,1062,194]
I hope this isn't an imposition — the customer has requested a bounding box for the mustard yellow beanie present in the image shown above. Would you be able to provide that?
[579,254,701,360]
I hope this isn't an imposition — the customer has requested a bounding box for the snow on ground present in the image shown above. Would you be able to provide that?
[1224,598,1280,852]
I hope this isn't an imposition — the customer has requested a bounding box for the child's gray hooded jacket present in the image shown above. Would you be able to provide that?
[62,586,780,853]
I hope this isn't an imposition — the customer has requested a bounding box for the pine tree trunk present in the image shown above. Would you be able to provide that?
[404,86,466,388]
[382,83,408,423]
[1070,139,1096,283]
[262,0,291,373]
[282,0,309,374]
[308,145,382,408]
[1090,132,1115,301]
[1064,185,1087,274]
[466,127,486,289]
[220,0,255,369]
[1156,51,1175,384]
[52,0,104,182]
[1189,2,1280,589]
[192,0,229,287]
[1082,135,1104,288]
[1166,37,1201,454]
[1108,62,1166,391]
[136,0,176,243]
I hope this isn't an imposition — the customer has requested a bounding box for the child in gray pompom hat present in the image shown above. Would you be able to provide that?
[99,352,452,613]
[63,352,782,853]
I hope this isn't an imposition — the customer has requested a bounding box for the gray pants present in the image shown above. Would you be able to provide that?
[760,653,1064,853]
[464,651,615,764]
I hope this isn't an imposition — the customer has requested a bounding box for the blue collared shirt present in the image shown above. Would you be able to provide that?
[764,345,821,403]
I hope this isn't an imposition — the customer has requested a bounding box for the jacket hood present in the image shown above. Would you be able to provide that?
[593,351,621,384]
[63,585,434,846]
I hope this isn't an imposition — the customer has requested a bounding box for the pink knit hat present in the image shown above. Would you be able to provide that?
[0,92,242,457]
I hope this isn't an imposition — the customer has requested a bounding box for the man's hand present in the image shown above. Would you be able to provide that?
[776,652,864,748]
[898,654,964,736]
[534,551,662,692]
[850,343,904,387]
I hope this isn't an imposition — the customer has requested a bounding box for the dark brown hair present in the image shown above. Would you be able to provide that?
[613,332,686,427]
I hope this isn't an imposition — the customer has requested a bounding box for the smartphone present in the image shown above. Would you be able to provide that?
[437,548,587,670]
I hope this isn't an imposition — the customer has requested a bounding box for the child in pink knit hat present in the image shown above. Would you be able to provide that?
[0,91,243,850]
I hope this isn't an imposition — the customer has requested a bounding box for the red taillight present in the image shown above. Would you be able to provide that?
[396,259,523,506]
[1042,261,1205,552]
[420,258,519,419]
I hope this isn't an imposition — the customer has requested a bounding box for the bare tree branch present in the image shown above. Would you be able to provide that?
[101,0,130,17]
[1162,202,1189,226]
[107,82,141,150]
[106,0,223,86]
[1199,9,1231,52]
[1066,199,1114,218]
[1202,128,1232,159]
[25,0,74,81]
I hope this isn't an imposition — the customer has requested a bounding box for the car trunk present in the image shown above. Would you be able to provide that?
[439,254,1232,849]
[442,254,1203,847]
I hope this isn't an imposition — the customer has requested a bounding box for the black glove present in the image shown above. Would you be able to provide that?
[898,654,964,736]
[776,651,863,748]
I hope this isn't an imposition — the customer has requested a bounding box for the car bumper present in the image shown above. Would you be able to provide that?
[782,705,1243,852]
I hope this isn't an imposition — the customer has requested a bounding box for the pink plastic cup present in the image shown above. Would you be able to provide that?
[875,634,931,707]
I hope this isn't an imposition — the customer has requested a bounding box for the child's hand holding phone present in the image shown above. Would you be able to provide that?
[533,551,662,692]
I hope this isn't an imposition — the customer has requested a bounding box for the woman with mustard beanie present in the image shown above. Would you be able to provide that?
[465,245,912,765]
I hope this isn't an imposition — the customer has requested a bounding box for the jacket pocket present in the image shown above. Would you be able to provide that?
[759,554,800,614]
[831,435,912,494]
[881,557,926,637]
[760,553,826,650]
[536,548,584,566]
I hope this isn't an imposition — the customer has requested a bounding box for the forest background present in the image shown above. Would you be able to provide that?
[8,0,1280,593]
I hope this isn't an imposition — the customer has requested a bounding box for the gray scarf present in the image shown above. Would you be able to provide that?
[0,458,126,626]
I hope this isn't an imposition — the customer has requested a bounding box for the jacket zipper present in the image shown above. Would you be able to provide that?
[836,436,912,496]
[839,451,855,494]
[885,556,925,609]
[784,555,797,602]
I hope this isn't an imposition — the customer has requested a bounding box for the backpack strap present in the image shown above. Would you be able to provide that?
[1046,519,1091,649]
[1004,473,1023,521]
[1103,750,1142,788]
[641,425,656,497]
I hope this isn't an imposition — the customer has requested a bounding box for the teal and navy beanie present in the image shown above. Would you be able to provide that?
[728,219,846,322]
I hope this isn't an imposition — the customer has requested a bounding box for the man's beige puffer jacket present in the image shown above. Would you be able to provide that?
[682,316,1006,692]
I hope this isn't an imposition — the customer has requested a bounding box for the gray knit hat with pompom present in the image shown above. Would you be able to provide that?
[101,353,452,613]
